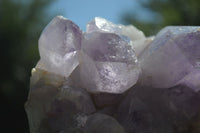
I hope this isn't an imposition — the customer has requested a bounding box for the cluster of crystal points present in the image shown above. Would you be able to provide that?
[25,16,200,133]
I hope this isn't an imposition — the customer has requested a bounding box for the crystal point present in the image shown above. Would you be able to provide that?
[38,16,81,77]
[87,17,150,56]
[80,32,140,93]
[140,26,200,90]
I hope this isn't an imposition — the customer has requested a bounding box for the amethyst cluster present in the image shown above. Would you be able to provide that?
[25,16,200,133]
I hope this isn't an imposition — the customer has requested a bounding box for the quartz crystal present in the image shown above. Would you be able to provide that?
[140,26,200,90]
[80,32,140,93]
[79,17,143,93]
[25,16,200,133]
[36,16,142,94]
[37,16,81,77]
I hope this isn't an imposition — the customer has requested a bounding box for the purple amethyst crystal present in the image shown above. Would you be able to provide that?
[35,16,142,94]
[25,16,200,133]
[86,17,153,57]
[140,26,200,90]
[116,84,200,133]
[37,16,81,78]
[80,31,140,93]
[79,17,143,93]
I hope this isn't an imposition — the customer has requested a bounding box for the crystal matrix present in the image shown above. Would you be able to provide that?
[25,16,200,133]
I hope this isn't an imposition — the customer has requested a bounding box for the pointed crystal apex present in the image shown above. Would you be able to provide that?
[38,16,82,77]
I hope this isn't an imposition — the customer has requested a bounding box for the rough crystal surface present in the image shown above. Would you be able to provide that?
[116,84,200,133]
[116,85,174,133]
[25,71,95,133]
[84,113,125,133]
[92,92,123,108]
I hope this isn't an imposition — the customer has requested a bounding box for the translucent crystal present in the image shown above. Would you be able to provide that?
[80,32,140,93]
[36,16,141,94]
[140,26,200,89]
[37,16,81,77]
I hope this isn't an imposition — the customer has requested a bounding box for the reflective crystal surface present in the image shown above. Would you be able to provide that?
[87,17,152,56]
